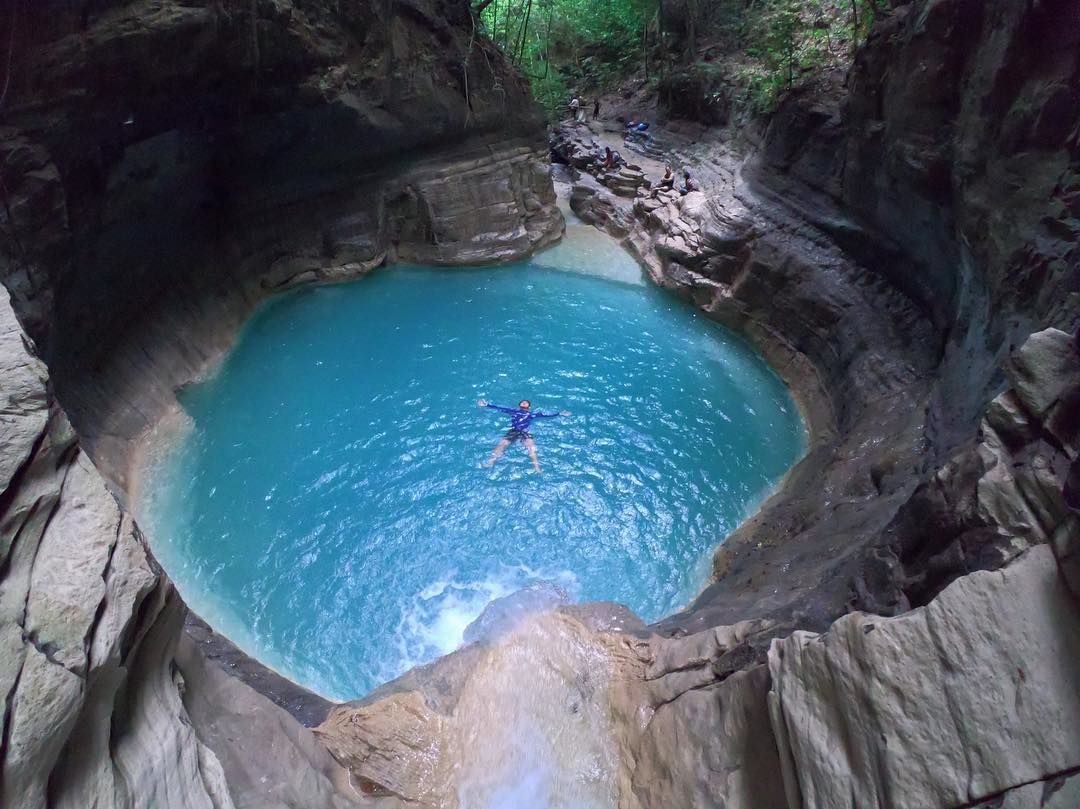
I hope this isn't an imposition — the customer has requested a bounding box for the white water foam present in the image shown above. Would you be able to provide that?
[453,611,619,809]
[386,565,580,683]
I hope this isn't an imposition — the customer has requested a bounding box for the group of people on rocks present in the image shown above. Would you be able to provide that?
[653,163,699,196]
[592,147,699,197]
[566,94,699,197]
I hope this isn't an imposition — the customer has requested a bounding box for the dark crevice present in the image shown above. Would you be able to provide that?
[21,629,67,670]
[651,678,721,711]
[118,588,159,667]
[642,658,712,682]
[0,494,46,588]
[83,517,123,675]
[953,763,1080,809]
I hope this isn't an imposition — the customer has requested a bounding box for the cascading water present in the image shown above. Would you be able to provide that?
[138,202,805,703]
[452,608,620,809]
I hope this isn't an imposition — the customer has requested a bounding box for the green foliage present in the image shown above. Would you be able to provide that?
[473,0,893,122]
[476,0,653,119]
[657,62,730,124]
[730,0,890,114]
[746,0,800,87]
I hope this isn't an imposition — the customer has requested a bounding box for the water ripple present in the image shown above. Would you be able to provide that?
[140,261,804,700]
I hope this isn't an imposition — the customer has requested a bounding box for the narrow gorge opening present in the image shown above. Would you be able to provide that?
[136,215,805,701]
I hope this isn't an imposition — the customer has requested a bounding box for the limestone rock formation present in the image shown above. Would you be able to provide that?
[556,119,939,639]
[0,0,562,485]
[0,285,229,809]
[0,2,564,806]
[313,325,1079,809]
[552,0,1080,652]
[315,605,633,808]
[0,0,1077,806]
[769,545,1080,809]
[0,278,361,809]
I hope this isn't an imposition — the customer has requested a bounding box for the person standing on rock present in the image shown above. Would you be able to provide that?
[593,98,601,120]
[477,399,570,473]
[570,96,580,122]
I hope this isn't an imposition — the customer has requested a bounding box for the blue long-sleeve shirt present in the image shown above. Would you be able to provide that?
[484,403,561,433]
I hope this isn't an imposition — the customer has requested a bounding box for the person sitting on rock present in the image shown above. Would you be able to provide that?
[652,165,675,197]
[679,171,700,195]
[478,399,570,473]
[602,146,616,170]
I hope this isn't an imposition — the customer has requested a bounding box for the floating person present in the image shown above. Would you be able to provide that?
[478,398,570,473]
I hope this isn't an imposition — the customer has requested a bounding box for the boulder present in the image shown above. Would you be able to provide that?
[0,286,48,488]
[769,545,1080,809]
[1006,328,1080,418]
[602,166,650,198]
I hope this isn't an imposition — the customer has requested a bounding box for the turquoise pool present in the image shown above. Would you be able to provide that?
[140,228,804,700]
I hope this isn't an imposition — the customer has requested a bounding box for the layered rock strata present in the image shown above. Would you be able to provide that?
[4,278,1076,809]
[0,0,1078,807]
[1,281,372,807]
[553,0,1079,652]
[0,0,562,488]
[0,0,559,806]
[316,322,1080,807]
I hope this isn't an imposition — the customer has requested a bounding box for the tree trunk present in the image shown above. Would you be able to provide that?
[516,0,532,65]
[642,16,649,79]
[850,0,858,58]
[685,0,697,63]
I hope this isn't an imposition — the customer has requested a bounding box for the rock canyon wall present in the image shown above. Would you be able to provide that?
[0,0,1078,807]
[0,0,562,487]
[313,322,1079,808]
[556,0,1079,647]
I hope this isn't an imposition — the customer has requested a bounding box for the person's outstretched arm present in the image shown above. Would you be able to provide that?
[478,399,516,413]
[534,410,572,418]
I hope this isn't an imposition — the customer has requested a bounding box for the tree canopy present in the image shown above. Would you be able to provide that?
[473,0,891,120]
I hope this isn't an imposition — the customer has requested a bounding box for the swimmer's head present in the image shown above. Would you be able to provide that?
[519,400,531,410]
